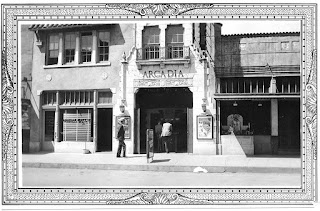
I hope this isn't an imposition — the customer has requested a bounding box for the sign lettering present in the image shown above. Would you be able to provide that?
[143,70,184,79]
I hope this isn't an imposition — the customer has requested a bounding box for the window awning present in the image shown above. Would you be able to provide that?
[29,24,91,31]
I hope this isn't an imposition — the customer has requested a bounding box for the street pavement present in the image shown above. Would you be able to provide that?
[22,152,301,173]
[22,168,301,187]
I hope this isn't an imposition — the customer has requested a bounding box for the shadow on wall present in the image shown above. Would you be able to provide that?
[112,24,125,46]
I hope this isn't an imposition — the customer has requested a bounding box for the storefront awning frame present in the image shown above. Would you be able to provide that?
[214,94,300,100]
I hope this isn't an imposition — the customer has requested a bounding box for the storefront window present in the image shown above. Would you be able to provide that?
[62,109,92,142]
[60,91,94,105]
[220,100,270,135]
[98,91,112,104]
[276,77,300,94]
[220,78,270,94]
[43,91,57,106]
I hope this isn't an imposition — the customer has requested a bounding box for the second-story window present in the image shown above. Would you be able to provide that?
[64,33,76,64]
[48,34,59,65]
[81,32,92,63]
[98,31,110,62]
[143,26,160,60]
[166,25,184,59]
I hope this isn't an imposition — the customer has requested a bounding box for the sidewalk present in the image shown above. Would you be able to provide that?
[22,152,301,173]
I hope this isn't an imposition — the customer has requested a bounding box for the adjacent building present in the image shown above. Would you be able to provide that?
[24,23,300,156]
[215,32,300,155]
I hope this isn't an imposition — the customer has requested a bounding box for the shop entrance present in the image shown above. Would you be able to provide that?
[97,108,113,152]
[278,100,300,154]
[135,87,193,154]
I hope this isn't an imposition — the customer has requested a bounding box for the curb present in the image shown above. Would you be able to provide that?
[22,162,301,174]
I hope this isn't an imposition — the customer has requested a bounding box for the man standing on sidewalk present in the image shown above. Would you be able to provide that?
[161,119,172,153]
[155,120,163,152]
[116,118,126,158]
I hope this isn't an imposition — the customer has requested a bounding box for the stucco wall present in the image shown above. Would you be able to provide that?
[216,33,300,73]
[21,25,34,79]
[29,24,135,152]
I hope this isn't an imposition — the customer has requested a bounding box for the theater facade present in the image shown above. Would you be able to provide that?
[25,23,300,155]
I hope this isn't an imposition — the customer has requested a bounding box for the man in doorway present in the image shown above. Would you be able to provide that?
[161,119,172,153]
[155,120,163,152]
[116,118,126,158]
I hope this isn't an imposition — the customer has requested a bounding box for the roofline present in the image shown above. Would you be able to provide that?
[222,32,300,37]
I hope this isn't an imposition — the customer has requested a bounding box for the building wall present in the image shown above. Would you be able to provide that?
[28,24,135,152]
[124,22,220,154]
[216,33,300,76]
[214,31,300,155]
[21,25,34,152]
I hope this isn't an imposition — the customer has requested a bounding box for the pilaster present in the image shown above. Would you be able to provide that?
[92,30,97,63]
[183,23,193,46]
[58,33,63,65]
[120,53,128,105]
[136,23,146,49]
[93,90,98,153]
[74,32,80,65]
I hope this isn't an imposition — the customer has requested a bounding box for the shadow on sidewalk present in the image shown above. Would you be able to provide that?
[246,155,301,158]
[124,155,146,158]
[151,159,171,163]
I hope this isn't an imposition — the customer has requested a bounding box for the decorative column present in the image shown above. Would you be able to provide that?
[183,23,193,46]
[136,23,145,49]
[74,32,80,64]
[120,52,128,106]
[92,30,97,63]
[93,90,98,153]
[194,23,200,48]
[54,91,60,142]
[159,24,167,61]
[216,100,221,155]
[201,57,208,105]
[58,33,64,65]
[269,77,277,93]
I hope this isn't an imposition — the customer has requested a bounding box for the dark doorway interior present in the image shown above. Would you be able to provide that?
[45,110,55,142]
[136,87,192,154]
[220,100,271,135]
[97,108,113,152]
[278,100,300,154]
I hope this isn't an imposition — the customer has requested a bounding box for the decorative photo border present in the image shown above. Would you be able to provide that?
[1,2,317,206]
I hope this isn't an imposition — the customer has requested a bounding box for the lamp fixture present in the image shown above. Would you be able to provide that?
[258,102,263,107]
[201,103,207,112]
[119,104,125,113]
[233,101,238,107]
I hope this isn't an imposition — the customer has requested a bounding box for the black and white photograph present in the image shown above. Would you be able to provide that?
[1,0,318,209]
